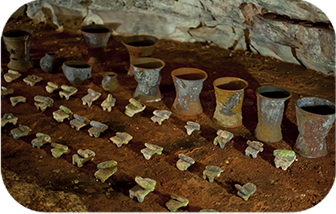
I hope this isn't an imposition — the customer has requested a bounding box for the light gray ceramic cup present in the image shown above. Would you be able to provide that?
[62,61,92,85]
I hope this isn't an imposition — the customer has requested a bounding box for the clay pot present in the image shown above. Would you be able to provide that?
[294,97,335,158]
[131,57,165,102]
[102,72,118,93]
[62,61,92,85]
[171,68,208,115]
[122,35,158,76]
[2,29,33,71]
[80,24,112,63]
[40,52,57,73]
[254,86,291,142]
[0,35,7,58]
[213,77,248,128]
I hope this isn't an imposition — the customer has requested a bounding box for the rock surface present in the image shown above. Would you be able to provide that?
[22,0,335,75]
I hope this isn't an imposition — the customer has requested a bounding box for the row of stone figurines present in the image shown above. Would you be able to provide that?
[2,26,335,160]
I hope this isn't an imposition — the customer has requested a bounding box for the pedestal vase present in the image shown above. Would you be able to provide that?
[81,24,111,63]
[131,57,165,102]
[171,68,208,116]
[254,86,291,142]
[213,77,248,128]
[3,29,33,71]
[122,35,158,76]
[294,97,335,158]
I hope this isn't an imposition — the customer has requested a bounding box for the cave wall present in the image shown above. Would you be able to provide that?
[25,0,335,76]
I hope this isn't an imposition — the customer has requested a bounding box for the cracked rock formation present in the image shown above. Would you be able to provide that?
[14,0,335,75]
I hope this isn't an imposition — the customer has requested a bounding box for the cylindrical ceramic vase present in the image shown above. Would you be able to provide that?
[171,68,208,116]
[3,29,33,71]
[213,77,248,128]
[254,86,291,142]
[294,97,335,158]
[131,57,165,102]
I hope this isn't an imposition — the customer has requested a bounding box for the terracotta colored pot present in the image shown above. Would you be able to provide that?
[122,35,158,76]
[213,77,248,128]
[171,68,208,116]
[80,24,112,63]
[294,97,335,158]
[131,57,165,102]
[62,61,92,85]
[102,72,118,93]
[254,86,291,142]
[2,29,33,71]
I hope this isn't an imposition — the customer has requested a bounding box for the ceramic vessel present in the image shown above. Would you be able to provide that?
[2,29,33,71]
[1,37,9,59]
[102,72,118,92]
[40,52,57,73]
[254,86,291,142]
[62,61,92,85]
[122,35,158,76]
[171,68,208,115]
[80,24,112,63]
[213,77,248,128]
[294,97,335,158]
[131,57,165,102]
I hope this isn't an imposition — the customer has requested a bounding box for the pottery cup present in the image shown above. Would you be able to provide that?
[62,61,92,85]
[80,24,112,63]
[254,86,291,142]
[2,29,33,71]
[131,57,165,102]
[122,35,158,76]
[171,68,208,116]
[213,77,248,128]
[294,97,335,158]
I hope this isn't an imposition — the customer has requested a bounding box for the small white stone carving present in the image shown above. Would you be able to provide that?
[82,88,101,107]
[23,75,43,86]
[4,70,21,83]
[185,121,200,135]
[151,109,172,125]
[45,82,60,93]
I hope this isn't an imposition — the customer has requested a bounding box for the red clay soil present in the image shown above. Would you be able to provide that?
[1,15,335,212]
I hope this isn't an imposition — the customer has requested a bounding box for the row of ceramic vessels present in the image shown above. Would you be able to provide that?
[2,25,335,160]
[2,24,157,73]
[130,63,335,160]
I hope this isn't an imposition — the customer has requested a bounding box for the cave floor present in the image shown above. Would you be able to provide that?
[1,16,335,212]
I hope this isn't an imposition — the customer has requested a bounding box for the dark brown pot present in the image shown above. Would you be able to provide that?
[80,24,112,63]
[2,29,33,71]
[122,35,158,76]
[1,36,9,59]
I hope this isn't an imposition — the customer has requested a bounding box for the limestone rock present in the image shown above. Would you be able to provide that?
[26,0,335,75]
